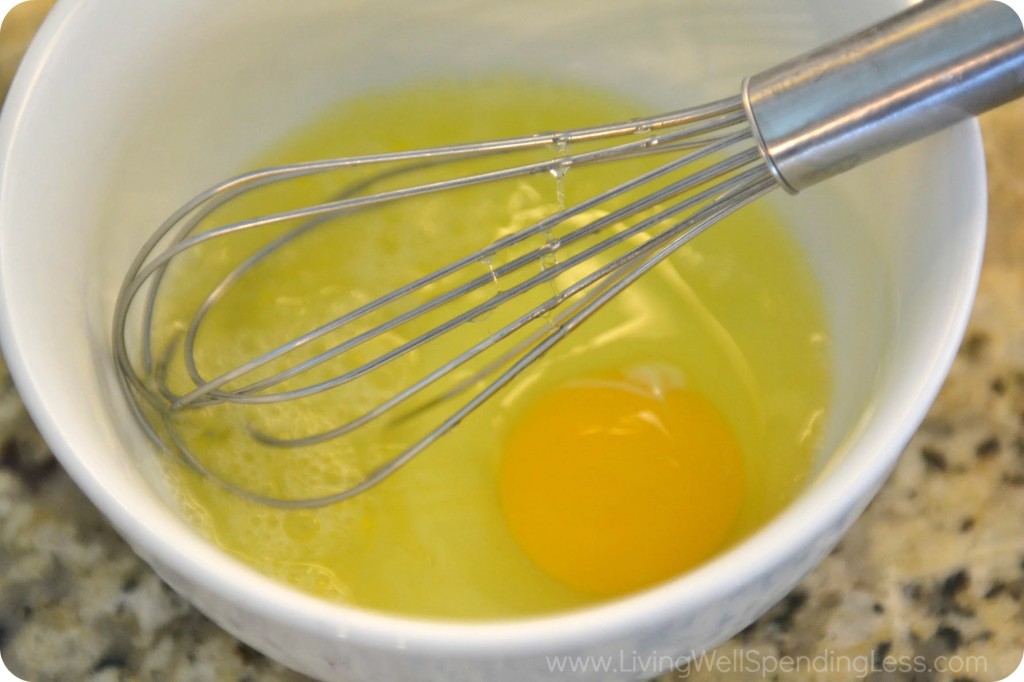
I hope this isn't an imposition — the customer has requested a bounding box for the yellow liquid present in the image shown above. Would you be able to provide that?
[150,76,831,619]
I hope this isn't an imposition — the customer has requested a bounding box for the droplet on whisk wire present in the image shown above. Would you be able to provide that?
[539,151,563,302]
[548,165,567,211]
[542,225,556,247]
[470,256,499,323]
[554,134,569,156]
[550,134,571,211]
[538,239,561,309]
[481,256,498,284]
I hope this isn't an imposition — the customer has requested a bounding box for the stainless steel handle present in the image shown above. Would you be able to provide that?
[743,0,1024,193]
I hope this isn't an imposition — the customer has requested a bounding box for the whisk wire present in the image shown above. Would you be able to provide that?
[114,94,775,505]
[177,138,761,409]
[250,161,775,450]
[159,162,776,508]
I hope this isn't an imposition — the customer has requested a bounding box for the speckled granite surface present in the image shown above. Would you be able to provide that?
[0,2,1022,681]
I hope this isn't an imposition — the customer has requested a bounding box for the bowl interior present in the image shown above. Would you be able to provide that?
[0,0,984,647]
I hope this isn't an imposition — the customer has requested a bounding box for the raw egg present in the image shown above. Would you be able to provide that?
[151,76,831,618]
[500,371,744,595]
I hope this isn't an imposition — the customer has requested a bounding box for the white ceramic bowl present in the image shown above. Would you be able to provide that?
[0,1,985,680]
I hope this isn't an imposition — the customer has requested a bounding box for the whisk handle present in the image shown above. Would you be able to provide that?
[743,0,1024,193]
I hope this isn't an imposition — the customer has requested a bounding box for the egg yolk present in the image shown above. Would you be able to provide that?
[499,373,745,596]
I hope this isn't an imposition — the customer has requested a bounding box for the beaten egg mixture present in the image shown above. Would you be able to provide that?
[148,76,831,618]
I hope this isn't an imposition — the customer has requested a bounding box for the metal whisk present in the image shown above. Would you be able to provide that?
[113,0,1024,507]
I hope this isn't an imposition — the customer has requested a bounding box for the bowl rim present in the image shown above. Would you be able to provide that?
[0,0,987,657]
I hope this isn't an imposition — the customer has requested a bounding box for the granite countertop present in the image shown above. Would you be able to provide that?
[1,2,1022,681]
